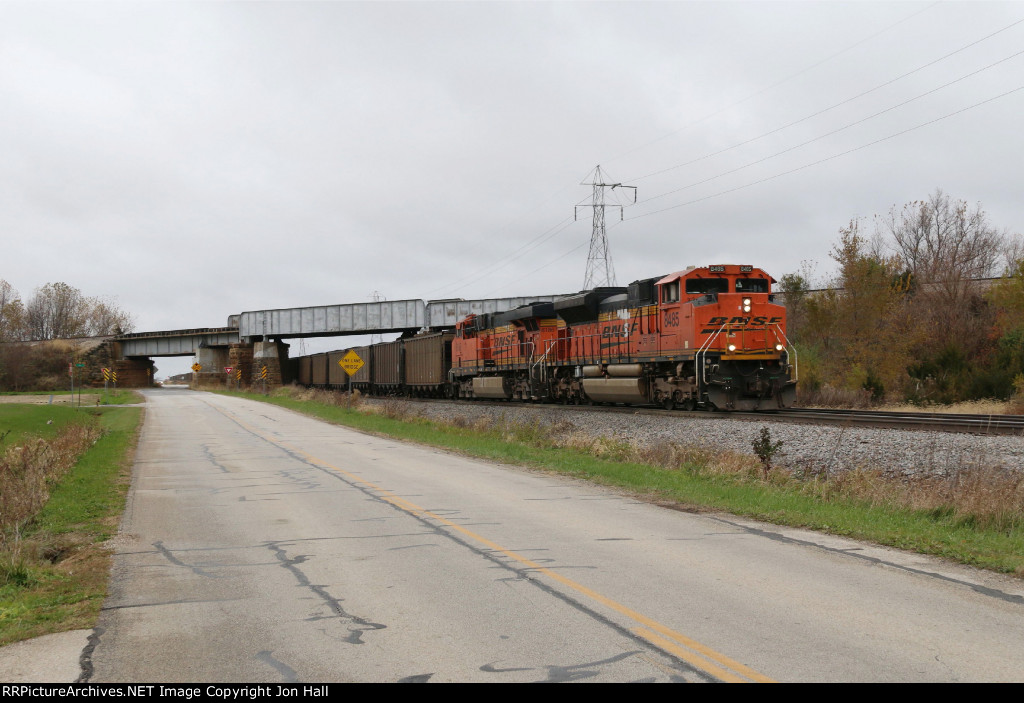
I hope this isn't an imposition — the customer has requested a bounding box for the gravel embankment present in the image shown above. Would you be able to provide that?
[364,399,1024,476]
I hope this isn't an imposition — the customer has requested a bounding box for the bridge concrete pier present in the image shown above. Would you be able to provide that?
[251,341,290,389]
[191,346,230,387]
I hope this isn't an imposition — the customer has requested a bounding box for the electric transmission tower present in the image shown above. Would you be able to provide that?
[575,165,636,289]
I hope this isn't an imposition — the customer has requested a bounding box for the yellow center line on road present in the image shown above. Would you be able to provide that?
[220,404,775,683]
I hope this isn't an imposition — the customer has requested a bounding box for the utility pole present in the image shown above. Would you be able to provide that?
[575,165,636,289]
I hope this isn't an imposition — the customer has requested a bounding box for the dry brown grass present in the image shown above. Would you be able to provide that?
[900,468,1024,528]
[0,421,103,545]
[378,396,412,420]
[271,384,363,409]
[799,384,1024,416]
[878,398,1022,415]
[797,385,875,408]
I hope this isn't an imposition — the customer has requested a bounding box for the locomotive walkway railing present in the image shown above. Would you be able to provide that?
[696,322,728,399]
[529,339,559,391]
[773,324,798,383]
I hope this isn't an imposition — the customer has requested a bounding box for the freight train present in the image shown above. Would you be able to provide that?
[293,265,796,411]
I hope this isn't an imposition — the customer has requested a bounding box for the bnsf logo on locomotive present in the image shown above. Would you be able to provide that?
[701,316,782,334]
[601,323,631,338]
[495,333,518,348]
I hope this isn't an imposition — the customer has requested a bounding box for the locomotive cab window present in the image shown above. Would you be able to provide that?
[684,278,728,295]
[735,278,769,293]
[661,281,680,303]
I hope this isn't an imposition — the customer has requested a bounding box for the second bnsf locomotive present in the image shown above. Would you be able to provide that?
[294,264,796,411]
[450,264,795,410]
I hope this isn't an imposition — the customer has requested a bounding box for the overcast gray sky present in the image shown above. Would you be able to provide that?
[3,1,1022,377]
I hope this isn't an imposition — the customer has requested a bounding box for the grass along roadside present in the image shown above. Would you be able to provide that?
[0,389,144,406]
[222,387,1024,577]
[0,404,142,647]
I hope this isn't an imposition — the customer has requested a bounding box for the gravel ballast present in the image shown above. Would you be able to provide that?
[364,399,1024,476]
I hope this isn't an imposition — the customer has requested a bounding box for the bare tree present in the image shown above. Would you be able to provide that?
[1004,233,1024,276]
[10,281,135,341]
[0,279,25,342]
[878,190,1006,360]
[25,282,87,340]
[881,189,1005,299]
[85,297,135,335]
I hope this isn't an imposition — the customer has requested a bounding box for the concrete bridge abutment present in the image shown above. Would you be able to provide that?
[115,357,156,387]
[228,343,254,389]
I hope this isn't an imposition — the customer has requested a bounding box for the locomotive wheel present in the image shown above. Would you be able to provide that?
[662,397,675,410]
[680,398,695,412]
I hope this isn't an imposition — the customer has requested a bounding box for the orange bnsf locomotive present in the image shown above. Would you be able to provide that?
[451,264,795,410]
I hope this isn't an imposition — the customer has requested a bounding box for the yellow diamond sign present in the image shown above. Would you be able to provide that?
[338,350,364,376]
[191,363,202,372]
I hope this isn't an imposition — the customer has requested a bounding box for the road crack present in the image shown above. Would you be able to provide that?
[266,541,386,644]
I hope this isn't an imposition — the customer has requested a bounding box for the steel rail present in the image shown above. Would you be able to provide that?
[362,396,1024,435]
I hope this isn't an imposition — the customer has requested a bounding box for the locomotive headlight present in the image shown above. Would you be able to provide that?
[727,344,736,352]
[743,305,751,312]
[743,298,751,306]
[775,344,784,351]
[742,297,751,312]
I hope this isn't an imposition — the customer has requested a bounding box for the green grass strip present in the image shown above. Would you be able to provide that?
[0,406,142,646]
[226,391,1024,576]
[0,405,86,446]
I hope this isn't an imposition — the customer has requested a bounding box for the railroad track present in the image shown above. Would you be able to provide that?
[767,407,1024,435]
[369,397,1024,436]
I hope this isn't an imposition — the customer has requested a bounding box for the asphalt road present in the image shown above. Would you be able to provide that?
[86,388,1024,682]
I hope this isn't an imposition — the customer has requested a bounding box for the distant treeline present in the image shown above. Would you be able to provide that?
[0,281,135,391]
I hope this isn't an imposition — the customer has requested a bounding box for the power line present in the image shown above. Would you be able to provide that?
[428,216,579,297]
[636,48,1024,207]
[602,2,943,166]
[630,85,1024,221]
[625,16,1024,185]
[425,4,998,297]
[478,82,1023,294]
